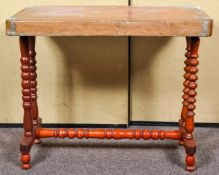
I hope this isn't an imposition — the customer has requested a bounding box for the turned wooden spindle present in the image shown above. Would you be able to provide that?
[185,38,199,138]
[20,36,33,137]
[28,36,38,126]
[183,37,200,172]
[20,36,33,170]
[179,37,192,145]
[28,36,41,144]
[36,128,182,140]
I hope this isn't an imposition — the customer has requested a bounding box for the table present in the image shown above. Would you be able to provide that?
[6,6,213,172]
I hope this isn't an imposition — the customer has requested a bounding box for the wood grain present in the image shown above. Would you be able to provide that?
[6,6,213,36]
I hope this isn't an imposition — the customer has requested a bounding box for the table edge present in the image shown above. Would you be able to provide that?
[5,18,213,37]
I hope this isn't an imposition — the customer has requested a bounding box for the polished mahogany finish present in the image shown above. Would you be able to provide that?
[6,6,213,172]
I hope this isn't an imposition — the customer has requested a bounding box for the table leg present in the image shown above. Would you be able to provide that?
[28,36,41,144]
[19,36,33,169]
[179,37,191,145]
[183,37,200,172]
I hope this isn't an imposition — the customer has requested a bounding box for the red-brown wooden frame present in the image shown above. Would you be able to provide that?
[19,36,199,172]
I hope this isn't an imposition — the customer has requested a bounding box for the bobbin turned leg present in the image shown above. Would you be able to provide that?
[183,37,200,172]
[28,36,41,144]
[19,36,33,169]
[179,37,192,145]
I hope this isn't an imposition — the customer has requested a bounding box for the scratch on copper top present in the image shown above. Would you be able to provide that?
[202,20,210,36]
[7,18,16,36]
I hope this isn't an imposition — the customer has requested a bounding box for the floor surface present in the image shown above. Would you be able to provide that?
[0,126,218,175]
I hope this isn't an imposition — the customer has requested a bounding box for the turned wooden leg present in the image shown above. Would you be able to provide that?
[21,154,31,170]
[20,36,33,169]
[183,37,200,172]
[28,36,41,144]
[179,37,191,145]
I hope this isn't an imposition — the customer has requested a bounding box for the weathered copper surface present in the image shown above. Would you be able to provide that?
[6,6,213,36]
